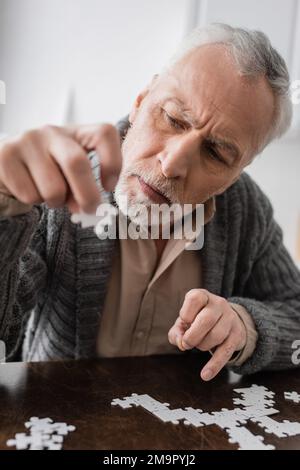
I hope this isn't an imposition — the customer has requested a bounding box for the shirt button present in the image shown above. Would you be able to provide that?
[136,331,144,339]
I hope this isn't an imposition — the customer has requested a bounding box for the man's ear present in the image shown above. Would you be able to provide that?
[129,74,159,124]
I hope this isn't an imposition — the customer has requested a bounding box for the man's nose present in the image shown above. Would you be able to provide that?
[157,133,199,179]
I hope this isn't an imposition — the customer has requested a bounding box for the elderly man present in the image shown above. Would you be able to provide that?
[0,24,299,381]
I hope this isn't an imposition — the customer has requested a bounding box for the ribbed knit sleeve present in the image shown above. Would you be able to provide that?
[227,175,300,375]
[0,206,48,359]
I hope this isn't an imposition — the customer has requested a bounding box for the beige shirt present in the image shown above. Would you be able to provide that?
[97,201,258,366]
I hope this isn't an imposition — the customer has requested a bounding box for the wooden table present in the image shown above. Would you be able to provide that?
[0,353,300,450]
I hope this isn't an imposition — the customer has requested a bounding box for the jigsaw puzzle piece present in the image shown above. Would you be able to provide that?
[251,416,300,438]
[227,426,275,450]
[284,391,300,404]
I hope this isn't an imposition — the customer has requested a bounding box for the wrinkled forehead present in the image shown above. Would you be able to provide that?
[151,45,275,158]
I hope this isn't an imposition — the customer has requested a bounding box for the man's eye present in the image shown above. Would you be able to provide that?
[205,145,226,164]
[163,110,185,130]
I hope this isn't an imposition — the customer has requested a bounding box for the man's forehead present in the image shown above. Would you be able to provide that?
[156,75,242,142]
[156,71,222,120]
[154,63,274,160]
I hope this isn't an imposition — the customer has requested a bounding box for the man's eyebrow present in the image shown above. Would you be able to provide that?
[164,97,200,127]
[164,97,242,161]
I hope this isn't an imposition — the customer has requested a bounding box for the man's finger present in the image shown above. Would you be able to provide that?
[94,124,122,191]
[0,155,42,205]
[179,289,210,325]
[182,306,222,350]
[200,335,237,381]
[23,144,69,208]
[49,135,101,213]
[72,123,122,192]
[168,317,189,351]
[196,314,232,352]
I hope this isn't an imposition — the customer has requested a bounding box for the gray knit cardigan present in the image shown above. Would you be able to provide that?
[1,117,300,376]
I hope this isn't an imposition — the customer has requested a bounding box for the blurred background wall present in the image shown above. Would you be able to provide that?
[0,0,299,262]
[0,0,191,129]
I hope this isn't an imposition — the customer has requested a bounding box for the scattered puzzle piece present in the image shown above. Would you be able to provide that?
[284,391,300,404]
[233,385,275,409]
[227,426,275,450]
[251,415,300,438]
[7,433,40,450]
[6,417,76,451]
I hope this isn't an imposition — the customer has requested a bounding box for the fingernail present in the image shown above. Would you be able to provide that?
[202,368,213,381]
[181,340,193,351]
[176,335,185,351]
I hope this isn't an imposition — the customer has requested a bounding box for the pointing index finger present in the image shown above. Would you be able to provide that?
[200,337,236,381]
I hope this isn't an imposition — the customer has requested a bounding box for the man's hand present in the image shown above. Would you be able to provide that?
[168,289,247,381]
[0,123,122,214]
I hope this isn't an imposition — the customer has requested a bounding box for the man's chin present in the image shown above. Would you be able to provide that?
[114,185,187,232]
[114,190,147,218]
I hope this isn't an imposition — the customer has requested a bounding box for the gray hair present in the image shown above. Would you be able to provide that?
[165,23,293,150]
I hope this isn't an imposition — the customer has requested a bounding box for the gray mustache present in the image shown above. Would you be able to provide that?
[133,170,183,204]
